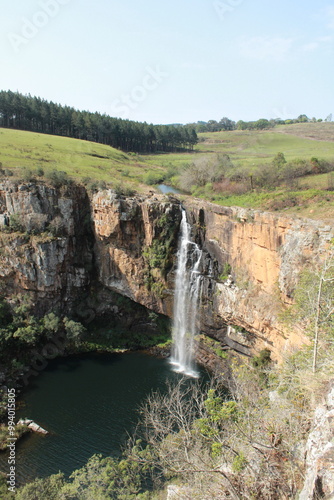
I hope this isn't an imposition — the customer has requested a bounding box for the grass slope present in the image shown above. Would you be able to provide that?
[0,128,165,191]
[142,122,334,169]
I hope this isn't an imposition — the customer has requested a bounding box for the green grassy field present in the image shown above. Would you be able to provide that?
[142,123,334,169]
[0,128,166,192]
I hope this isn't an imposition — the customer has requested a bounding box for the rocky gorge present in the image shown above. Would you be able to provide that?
[1,181,331,357]
[0,180,333,498]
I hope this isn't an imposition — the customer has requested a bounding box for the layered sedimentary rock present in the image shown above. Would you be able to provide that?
[184,200,333,360]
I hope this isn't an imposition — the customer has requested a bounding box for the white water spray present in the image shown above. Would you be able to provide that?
[170,209,202,377]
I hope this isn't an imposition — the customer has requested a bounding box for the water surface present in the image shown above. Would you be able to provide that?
[0,351,205,484]
[157,184,182,194]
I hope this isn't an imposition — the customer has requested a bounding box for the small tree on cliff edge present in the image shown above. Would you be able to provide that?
[294,245,334,373]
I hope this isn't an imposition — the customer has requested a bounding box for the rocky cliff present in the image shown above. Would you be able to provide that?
[0,181,93,315]
[0,182,333,362]
[92,190,181,317]
[299,381,334,499]
[184,200,333,361]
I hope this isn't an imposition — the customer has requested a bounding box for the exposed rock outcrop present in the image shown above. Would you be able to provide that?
[184,200,333,361]
[299,381,334,499]
[92,190,181,317]
[0,182,93,314]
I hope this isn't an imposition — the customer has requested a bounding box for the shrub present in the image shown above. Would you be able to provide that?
[20,168,35,182]
[45,169,70,188]
[219,262,232,281]
[48,216,66,236]
[214,178,250,195]
[9,213,24,232]
[113,183,136,197]
[143,171,165,185]
[251,348,271,368]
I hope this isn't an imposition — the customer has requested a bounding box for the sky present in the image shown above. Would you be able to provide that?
[1,0,334,125]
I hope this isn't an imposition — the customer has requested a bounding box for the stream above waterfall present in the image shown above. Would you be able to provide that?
[0,351,207,485]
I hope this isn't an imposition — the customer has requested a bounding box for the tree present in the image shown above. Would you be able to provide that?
[42,313,61,339]
[294,247,334,373]
[0,90,198,154]
[16,473,65,500]
[137,373,302,499]
[272,152,287,169]
[63,317,86,344]
[219,117,236,131]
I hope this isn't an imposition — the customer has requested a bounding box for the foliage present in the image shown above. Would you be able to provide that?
[16,473,66,500]
[272,151,286,168]
[0,475,15,499]
[0,423,29,451]
[188,117,236,133]
[113,183,136,197]
[0,298,12,327]
[137,369,307,499]
[8,213,24,233]
[143,171,166,185]
[251,348,271,368]
[292,247,334,372]
[237,118,273,130]
[45,169,71,188]
[179,154,230,192]
[0,295,87,371]
[218,262,232,282]
[16,450,153,499]
[42,312,61,339]
[143,211,177,296]
[63,317,86,345]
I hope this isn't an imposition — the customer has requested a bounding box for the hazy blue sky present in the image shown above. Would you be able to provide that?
[1,0,334,124]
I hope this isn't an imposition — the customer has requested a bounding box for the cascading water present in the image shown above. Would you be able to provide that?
[170,209,202,377]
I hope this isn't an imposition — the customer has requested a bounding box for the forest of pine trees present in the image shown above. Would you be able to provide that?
[0,90,198,153]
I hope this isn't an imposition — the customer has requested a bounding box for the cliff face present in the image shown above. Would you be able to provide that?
[92,191,181,317]
[299,381,334,499]
[184,200,333,360]
[0,182,333,361]
[0,182,93,315]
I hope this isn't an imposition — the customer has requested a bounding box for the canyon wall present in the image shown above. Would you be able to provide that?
[184,200,333,360]
[0,181,333,361]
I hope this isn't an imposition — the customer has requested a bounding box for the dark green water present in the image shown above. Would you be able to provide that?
[0,351,205,484]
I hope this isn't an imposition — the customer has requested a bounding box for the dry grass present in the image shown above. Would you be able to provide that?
[277,122,334,142]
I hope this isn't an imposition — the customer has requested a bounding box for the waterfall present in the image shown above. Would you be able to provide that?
[170,209,202,377]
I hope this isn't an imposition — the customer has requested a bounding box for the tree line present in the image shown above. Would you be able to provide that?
[188,114,327,133]
[0,90,198,153]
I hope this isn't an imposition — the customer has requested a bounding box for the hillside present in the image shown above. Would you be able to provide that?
[142,122,334,167]
[0,128,165,193]
[1,124,334,221]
